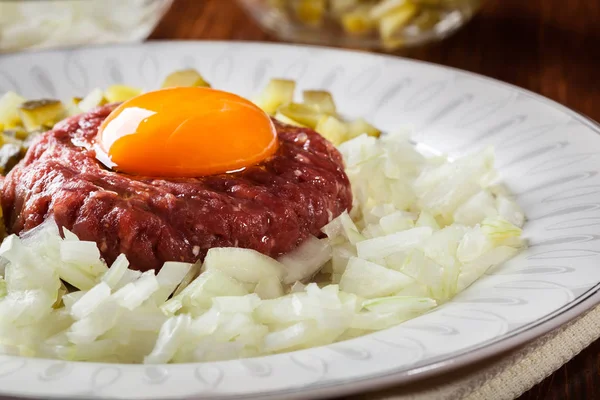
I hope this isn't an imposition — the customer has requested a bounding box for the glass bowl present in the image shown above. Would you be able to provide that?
[237,0,484,50]
[0,0,173,54]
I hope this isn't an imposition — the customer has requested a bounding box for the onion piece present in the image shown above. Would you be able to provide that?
[279,236,332,284]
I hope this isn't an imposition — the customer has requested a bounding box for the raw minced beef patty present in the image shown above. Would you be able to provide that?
[1,104,352,271]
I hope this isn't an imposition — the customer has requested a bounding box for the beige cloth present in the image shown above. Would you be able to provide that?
[354,304,600,400]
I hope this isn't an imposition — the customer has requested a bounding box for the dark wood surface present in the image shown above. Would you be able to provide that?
[151,1,600,399]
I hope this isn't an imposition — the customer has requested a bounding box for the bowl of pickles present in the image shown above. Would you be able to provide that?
[237,0,484,50]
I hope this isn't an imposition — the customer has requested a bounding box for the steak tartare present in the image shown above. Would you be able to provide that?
[1,104,352,271]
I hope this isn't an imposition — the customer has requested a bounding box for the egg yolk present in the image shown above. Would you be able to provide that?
[96,87,278,177]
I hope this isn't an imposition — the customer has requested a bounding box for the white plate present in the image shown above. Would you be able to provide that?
[0,41,599,400]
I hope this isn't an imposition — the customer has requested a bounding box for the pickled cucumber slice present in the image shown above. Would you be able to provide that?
[379,2,418,39]
[2,127,28,141]
[303,90,337,114]
[21,130,42,150]
[105,85,142,103]
[0,206,5,240]
[413,9,441,31]
[341,7,376,36]
[18,99,65,132]
[315,115,348,146]
[347,118,381,139]
[370,0,411,19]
[278,103,324,128]
[161,69,211,89]
[381,36,406,50]
[254,79,296,115]
[78,89,107,113]
[267,0,286,9]
[274,112,307,127]
[293,0,327,26]
[65,98,83,117]
[0,143,22,175]
[331,0,361,16]
[0,92,26,129]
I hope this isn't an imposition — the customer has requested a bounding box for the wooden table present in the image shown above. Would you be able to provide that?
[152,1,600,399]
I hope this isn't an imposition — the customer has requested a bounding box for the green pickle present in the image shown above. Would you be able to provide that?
[161,69,211,89]
[413,9,442,31]
[18,99,65,132]
[278,103,325,128]
[254,79,296,115]
[0,143,22,175]
[293,0,327,26]
[302,90,337,114]
[283,0,478,50]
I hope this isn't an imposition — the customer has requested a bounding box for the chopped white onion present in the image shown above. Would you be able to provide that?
[0,123,524,364]
[70,282,111,320]
[204,248,284,283]
[279,236,332,284]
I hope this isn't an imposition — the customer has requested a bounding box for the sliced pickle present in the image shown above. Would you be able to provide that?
[53,281,69,308]
[254,79,296,115]
[268,0,285,7]
[412,8,442,31]
[293,0,327,26]
[2,127,28,141]
[331,0,361,16]
[274,112,307,127]
[370,0,410,19]
[379,2,418,39]
[0,143,22,175]
[0,92,26,129]
[105,85,142,103]
[347,118,381,139]
[0,206,5,240]
[278,103,324,128]
[302,90,337,114]
[18,99,65,132]
[341,6,377,36]
[412,0,464,5]
[161,69,211,89]
[381,36,406,50]
[21,130,43,150]
[1,132,23,145]
[315,115,348,146]
[78,89,107,113]
[65,97,83,117]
